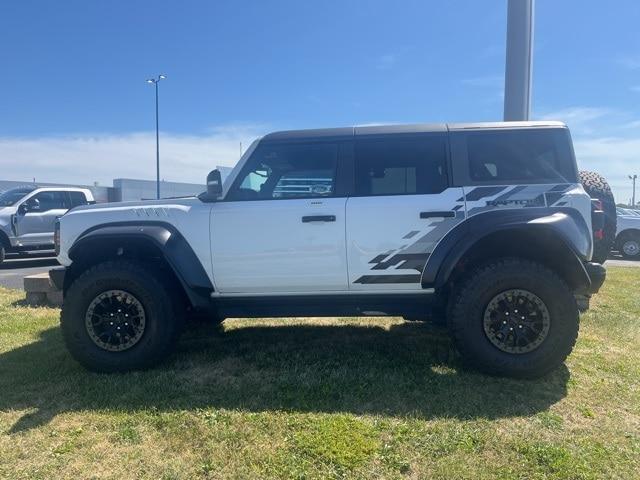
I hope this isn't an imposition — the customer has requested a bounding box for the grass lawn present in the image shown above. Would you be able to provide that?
[0,267,638,479]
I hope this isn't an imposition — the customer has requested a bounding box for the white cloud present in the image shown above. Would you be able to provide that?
[536,107,640,204]
[573,136,640,199]
[0,124,267,187]
[0,114,637,204]
[538,107,612,135]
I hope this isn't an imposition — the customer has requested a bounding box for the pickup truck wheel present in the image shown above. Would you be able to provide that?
[617,232,640,260]
[448,258,579,378]
[61,260,182,372]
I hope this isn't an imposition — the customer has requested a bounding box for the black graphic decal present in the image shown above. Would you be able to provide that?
[463,186,508,202]
[354,274,422,284]
[370,253,430,271]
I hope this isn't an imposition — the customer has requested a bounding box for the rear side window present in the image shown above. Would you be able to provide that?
[67,191,88,207]
[453,128,577,185]
[354,134,448,196]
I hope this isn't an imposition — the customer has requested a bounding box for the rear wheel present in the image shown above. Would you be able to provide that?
[617,232,640,260]
[579,170,616,263]
[448,258,579,378]
[61,260,183,372]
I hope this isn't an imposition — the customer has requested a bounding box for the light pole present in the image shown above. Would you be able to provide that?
[146,74,166,199]
[630,174,637,208]
[504,0,534,121]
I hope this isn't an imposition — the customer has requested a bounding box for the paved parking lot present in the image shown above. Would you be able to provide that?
[0,254,59,290]
[0,252,637,291]
[605,252,640,267]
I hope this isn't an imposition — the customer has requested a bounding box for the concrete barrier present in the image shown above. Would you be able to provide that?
[23,272,63,307]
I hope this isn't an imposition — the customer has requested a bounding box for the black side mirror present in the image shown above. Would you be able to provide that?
[198,169,223,202]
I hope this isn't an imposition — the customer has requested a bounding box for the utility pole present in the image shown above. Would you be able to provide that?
[504,0,534,121]
[630,174,637,207]
[146,74,166,199]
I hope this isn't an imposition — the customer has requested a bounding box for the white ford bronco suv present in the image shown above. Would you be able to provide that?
[53,122,606,377]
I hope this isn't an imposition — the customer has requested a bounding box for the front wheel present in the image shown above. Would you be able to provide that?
[61,260,182,372]
[448,258,579,378]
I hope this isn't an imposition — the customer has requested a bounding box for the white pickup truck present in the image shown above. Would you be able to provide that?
[615,208,640,259]
[0,186,94,264]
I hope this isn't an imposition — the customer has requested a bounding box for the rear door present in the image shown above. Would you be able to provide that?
[211,140,350,294]
[346,133,465,291]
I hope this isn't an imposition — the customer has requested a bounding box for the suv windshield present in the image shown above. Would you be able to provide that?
[0,187,36,207]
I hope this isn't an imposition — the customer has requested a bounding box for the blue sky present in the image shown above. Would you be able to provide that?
[1,0,639,202]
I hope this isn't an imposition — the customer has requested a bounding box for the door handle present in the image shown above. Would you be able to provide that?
[420,211,456,219]
[302,215,336,223]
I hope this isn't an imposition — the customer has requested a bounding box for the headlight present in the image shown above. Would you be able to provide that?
[54,220,61,256]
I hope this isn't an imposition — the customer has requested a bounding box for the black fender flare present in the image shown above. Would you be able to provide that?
[67,222,213,308]
[421,208,593,291]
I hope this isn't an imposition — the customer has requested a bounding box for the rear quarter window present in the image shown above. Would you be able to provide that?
[451,128,578,186]
[67,191,89,207]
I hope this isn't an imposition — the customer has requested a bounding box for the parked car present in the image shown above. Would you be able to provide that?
[54,121,606,378]
[617,207,640,217]
[615,210,640,259]
[0,186,95,264]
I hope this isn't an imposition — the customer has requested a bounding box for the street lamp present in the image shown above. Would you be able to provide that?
[630,174,637,208]
[146,74,166,199]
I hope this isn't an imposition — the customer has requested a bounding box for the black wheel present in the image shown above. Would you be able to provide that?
[579,170,616,263]
[61,260,183,372]
[617,232,640,260]
[448,258,579,378]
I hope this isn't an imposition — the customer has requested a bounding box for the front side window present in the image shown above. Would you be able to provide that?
[228,142,338,201]
[27,191,69,211]
[355,135,448,196]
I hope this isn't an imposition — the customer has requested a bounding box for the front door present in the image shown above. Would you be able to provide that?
[211,140,348,294]
[15,191,69,246]
[346,133,465,291]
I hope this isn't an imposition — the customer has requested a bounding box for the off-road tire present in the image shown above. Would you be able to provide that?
[616,231,640,260]
[579,170,616,263]
[448,258,579,378]
[61,260,183,372]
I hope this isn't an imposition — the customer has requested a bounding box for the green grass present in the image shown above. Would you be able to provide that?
[0,267,638,479]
